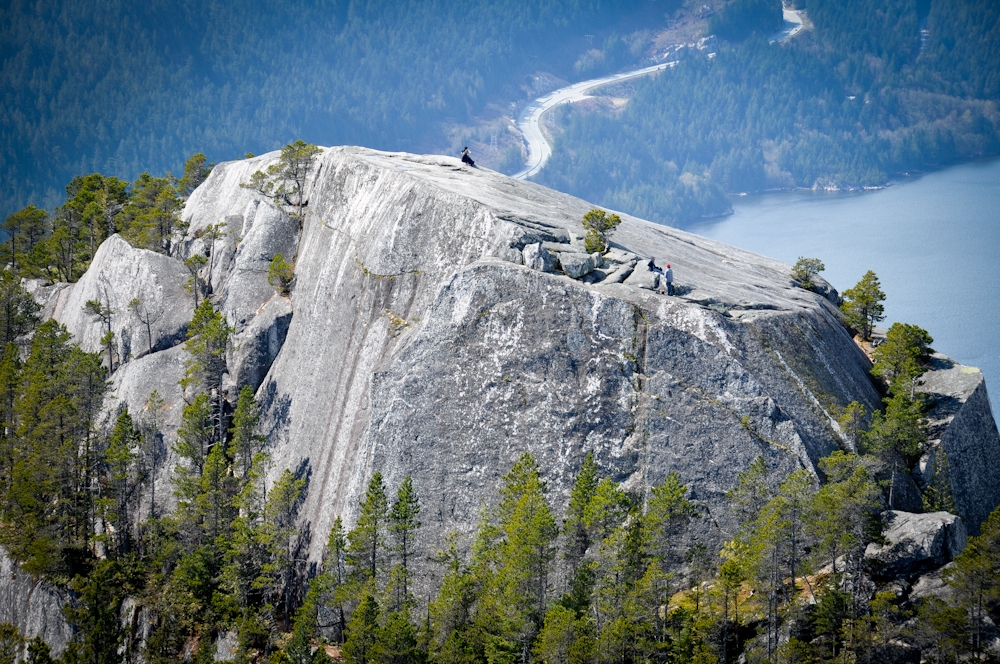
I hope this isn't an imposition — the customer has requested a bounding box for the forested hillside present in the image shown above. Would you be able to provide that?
[537,0,1000,225]
[0,0,647,216]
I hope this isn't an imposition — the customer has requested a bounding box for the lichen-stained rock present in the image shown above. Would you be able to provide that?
[45,234,192,361]
[920,354,1000,534]
[0,546,73,656]
[230,295,293,393]
[865,510,967,578]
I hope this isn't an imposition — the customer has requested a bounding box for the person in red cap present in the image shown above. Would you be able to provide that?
[663,263,674,295]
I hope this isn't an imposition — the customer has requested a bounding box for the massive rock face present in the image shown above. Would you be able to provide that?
[40,147,1000,568]
[181,147,887,557]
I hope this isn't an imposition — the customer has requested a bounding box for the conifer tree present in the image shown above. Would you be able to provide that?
[181,299,232,442]
[229,385,265,480]
[840,270,886,341]
[348,472,390,585]
[259,468,307,625]
[389,475,421,603]
[103,408,141,555]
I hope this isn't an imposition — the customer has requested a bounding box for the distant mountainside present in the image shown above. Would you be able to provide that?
[537,0,1000,225]
[0,0,649,216]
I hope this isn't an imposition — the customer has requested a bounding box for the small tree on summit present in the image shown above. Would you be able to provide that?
[582,208,622,253]
[242,140,322,222]
[792,257,825,290]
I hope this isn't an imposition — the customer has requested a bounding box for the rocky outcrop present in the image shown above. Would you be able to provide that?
[178,147,889,565]
[865,510,967,579]
[44,234,193,363]
[917,354,1000,534]
[31,147,1000,589]
[0,546,74,655]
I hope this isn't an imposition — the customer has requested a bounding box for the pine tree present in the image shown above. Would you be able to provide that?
[389,475,421,605]
[348,472,390,585]
[840,270,886,341]
[102,409,141,556]
[181,299,232,443]
[229,385,265,480]
[258,468,307,626]
[343,589,381,664]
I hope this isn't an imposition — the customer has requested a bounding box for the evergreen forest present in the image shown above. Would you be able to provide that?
[537,0,1000,224]
[0,0,650,217]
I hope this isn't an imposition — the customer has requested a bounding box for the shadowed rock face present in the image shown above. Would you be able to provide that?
[32,147,1000,592]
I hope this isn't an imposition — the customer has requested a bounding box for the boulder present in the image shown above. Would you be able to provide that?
[559,252,597,278]
[865,510,967,578]
[45,234,193,362]
[919,354,1000,534]
[909,564,956,603]
[623,263,659,290]
[522,242,557,273]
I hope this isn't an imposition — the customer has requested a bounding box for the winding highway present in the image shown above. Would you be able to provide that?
[511,7,807,181]
[511,61,676,180]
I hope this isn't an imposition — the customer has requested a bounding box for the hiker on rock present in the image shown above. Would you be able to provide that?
[663,263,674,295]
[461,146,475,167]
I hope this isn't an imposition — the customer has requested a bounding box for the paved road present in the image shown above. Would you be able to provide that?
[512,11,806,181]
[768,8,807,44]
[512,62,676,180]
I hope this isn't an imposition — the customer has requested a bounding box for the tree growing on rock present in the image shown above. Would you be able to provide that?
[582,208,622,254]
[176,153,214,198]
[872,322,934,397]
[268,253,295,296]
[181,299,232,443]
[791,257,825,290]
[840,270,885,341]
[242,140,323,222]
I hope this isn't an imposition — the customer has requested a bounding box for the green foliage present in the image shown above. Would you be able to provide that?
[791,257,825,290]
[348,472,390,585]
[580,208,621,254]
[0,319,107,577]
[840,270,886,341]
[871,322,934,396]
[243,141,322,219]
[709,0,783,42]
[117,173,184,256]
[0,623,23,664]
[268,253,295,296]
[0,270,41,347]
[181,299,232,440]
[1,1,648,217]
[177,154,214,198]
[836,401,868,451]
[540,0,1000,225]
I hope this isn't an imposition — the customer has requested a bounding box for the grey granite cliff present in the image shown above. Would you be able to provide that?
[33,146,1000,571]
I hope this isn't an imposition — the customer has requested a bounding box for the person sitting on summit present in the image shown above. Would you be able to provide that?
[647,258,675,295]
[461,146,475,167]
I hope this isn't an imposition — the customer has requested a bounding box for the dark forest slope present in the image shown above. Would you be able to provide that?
[0,0,647,215]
